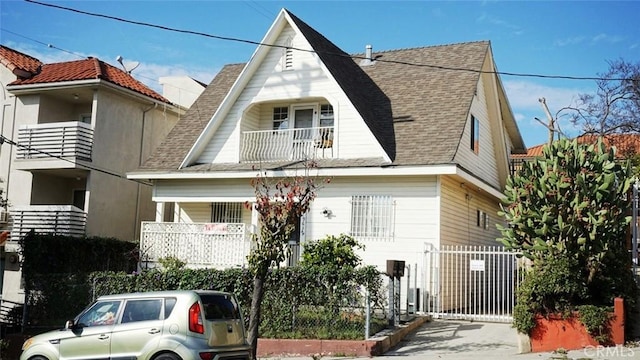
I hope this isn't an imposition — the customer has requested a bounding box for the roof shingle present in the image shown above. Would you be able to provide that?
[139,11,507,172]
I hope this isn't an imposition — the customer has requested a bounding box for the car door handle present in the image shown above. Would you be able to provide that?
[148,328,161,334]
[98,334,109,340]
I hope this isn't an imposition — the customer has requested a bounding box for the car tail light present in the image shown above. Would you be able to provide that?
[199,352,214,360]
[189,302,204,334]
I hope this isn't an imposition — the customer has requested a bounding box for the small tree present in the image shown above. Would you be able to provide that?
[499,138,638,336]
[245,164,328,359]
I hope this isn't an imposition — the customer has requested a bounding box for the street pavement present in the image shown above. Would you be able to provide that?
[261,320,640,360]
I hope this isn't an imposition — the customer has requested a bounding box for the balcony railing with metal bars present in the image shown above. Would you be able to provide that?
[240,126,334,162]
[140,222,251,268]
[17,121,94,160]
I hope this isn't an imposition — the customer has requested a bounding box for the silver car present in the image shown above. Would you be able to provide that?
[20,290,251,360]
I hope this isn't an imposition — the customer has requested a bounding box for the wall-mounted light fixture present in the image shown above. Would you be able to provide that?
[73,94,79,100]
[322,208,332,217]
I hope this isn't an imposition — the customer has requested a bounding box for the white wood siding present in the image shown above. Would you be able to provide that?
[195,23,386,164]
[439,176,502,247]
[154,179,255,201]
[304,176,439,286]
[454,76,501,188]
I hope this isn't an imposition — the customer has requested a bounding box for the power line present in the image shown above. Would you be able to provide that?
[1,27,208,98]
[23,0,635,82]
[0,134,152,186]
[0,28,86,59]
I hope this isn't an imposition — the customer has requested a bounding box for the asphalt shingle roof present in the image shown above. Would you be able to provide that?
[138,11,505,173]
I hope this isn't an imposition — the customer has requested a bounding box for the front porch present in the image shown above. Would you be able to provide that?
[139,222,252,269]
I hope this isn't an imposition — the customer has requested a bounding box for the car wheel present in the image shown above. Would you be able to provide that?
[154,353,181,360]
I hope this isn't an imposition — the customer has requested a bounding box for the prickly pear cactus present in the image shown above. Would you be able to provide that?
[498,138,631,281]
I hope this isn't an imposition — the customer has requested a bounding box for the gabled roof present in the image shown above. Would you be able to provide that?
[4,50,169,104]
[139,10,523,172]
[286,11,395,160]
[0,45,42,77]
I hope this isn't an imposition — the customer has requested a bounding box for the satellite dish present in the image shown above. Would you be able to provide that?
[116,55,140,74]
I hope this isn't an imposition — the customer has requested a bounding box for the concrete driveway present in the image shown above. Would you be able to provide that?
[267,319,640,360]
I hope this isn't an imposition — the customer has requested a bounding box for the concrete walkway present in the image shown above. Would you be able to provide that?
[262,320,640,360]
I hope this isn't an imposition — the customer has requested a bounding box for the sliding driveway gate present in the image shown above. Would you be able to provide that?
[423,245,524,323]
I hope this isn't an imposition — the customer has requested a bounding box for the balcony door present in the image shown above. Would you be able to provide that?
[292,106,315,159]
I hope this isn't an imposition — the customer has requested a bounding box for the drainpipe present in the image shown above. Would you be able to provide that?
[134,103,157,240]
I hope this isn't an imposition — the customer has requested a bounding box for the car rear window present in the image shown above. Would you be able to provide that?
[199,294,240,320]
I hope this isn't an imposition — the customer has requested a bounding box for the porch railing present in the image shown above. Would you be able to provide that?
[240,126,334,162]
[9,205,87,242]
[17,121,94,160]
[140,222,251,268]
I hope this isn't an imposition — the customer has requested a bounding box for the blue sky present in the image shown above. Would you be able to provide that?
[2,0,639,148]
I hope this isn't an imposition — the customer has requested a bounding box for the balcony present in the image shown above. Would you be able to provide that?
[16,121,93,161]
[9,205,87,242]
[240,126,334,163]
[140,222,251,268]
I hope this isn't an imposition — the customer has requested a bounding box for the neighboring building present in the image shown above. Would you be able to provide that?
[128,9,526,311]
[0,45,182,303]
[159,76,206,110]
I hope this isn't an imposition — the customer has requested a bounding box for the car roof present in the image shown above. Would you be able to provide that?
[97,290,232,301]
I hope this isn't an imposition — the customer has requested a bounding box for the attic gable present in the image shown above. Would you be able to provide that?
[180,8,392,168]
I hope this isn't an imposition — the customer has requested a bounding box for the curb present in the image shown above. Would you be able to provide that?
[257,315,431,358]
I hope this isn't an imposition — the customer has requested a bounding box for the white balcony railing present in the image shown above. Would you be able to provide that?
[140,222,251,268]
[17,121,93,160]
[9,205,87,242]
[240,126,334,162]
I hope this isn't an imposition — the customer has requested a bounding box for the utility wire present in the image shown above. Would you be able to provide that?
[1,28,86,59]
[0,134,152,186]
[23,0,635,82]
[1,27,207,97]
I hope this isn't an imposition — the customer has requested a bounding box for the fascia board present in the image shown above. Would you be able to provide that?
[128,164,459,180]
[454,166,505,199]
[179,9,290,169]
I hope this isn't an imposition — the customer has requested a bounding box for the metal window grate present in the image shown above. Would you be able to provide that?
[211,202,243,223]
[350,195,394,240]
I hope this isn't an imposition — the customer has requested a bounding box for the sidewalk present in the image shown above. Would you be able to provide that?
[260,320,640,360]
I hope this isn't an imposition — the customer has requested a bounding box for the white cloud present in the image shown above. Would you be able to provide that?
[554,36,585,47]
[591,33,623,44]
[4,40,217,95]
[503,80,587,111]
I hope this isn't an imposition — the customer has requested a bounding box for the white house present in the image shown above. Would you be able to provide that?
[0,45,182,304]
[128,9,526,316]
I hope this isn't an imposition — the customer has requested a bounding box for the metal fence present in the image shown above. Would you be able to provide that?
[423,245,524,323]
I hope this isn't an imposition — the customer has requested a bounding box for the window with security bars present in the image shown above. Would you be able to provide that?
[350,195,394,239]
[211,202,243,223]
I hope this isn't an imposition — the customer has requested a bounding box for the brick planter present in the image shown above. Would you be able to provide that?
[530,298,625,352]
[257,315,430,357]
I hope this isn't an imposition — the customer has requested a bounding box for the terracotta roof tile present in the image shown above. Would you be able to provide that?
[9,57,169,103]
[513,134,640,159]
[0,45,42,77]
